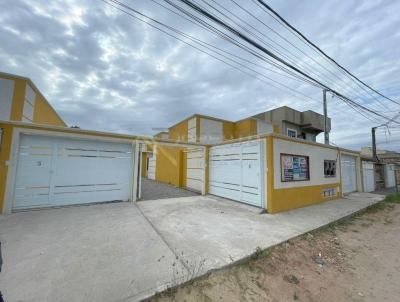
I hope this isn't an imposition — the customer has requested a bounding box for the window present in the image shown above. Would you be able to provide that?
[287,128,297,138]
[324,160,336,177]
[281,154,310,182]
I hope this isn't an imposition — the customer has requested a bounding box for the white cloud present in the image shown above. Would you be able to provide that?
[0,0,399,150]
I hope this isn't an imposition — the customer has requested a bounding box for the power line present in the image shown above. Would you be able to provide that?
[161,0,324,89]
[172,0,400,124]
[149,0,320,87]
[206,0,390,113]
[255,0,400,107]
[101,0,320,104]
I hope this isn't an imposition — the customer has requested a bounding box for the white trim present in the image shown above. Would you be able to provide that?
[202,147,207,195]
[3,127,137,213]
[287,128,297,138]
[132,141,139,202]
[260,139,267,209]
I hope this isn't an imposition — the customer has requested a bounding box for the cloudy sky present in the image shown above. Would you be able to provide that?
[1,0,399,151]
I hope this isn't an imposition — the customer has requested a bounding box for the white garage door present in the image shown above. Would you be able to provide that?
[341,154,358,194]
[186,147,204,192]
[363,161,375,192]
[13,134,133,210]
[209,140,264,207]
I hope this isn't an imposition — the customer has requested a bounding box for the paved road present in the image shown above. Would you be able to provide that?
[0,192,384,302]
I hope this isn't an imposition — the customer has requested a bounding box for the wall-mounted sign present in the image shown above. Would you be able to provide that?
[281,154,310,182]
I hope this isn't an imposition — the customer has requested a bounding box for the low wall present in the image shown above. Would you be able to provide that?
[267,136,342,213]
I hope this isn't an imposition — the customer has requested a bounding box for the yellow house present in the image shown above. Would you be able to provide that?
[0,72,66,126]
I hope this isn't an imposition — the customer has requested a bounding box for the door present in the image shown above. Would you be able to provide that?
[13,134,133,210]
[385,164,396,188]
[209,140,264,207]
[362,161,375,192]
[341,154,358,194]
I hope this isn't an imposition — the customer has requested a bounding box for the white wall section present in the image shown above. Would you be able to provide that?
[274,138,340,189]
[256,120,273,135]
[22,84,36,122]
[199,118,223,144]
[147,148,156,180]
[187,117,197,143]
[0,78,15,121]
[186,147,204,192]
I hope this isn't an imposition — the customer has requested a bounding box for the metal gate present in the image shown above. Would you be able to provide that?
[362,161,375,192]
[209,140,265,207]
[341,154,358,194]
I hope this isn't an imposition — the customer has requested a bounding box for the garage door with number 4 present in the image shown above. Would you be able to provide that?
[209,140,265,207]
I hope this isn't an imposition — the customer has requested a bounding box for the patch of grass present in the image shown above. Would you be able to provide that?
[363,202,388,214]
[252,246,269,260]
[384,194,400,203]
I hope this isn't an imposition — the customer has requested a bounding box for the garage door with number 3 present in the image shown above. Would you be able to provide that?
[13,134,133,210]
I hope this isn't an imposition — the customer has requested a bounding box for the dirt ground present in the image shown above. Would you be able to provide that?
[148,202,400,302]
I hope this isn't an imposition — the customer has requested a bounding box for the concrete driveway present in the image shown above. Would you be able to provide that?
[0,202,185,302]
[0,193,383,302]
[138,193,385,273]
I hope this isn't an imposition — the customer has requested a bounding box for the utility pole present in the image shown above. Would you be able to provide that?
[371,126,378,162]
[323,89,329,145]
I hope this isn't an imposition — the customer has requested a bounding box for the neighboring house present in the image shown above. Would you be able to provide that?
[153,131,169,140]
[360,147,400,190]
[251,106,330,142]
[361,147,400,165]
[0,72,66,126]
[160,106,330,144]
[0,72,146,215]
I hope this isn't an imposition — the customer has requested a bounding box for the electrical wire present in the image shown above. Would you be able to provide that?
[255,0,400,107]
[172,0,400,124]
[101,0,321,104]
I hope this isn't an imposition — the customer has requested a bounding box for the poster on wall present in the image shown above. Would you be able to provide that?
[281,154,310,182]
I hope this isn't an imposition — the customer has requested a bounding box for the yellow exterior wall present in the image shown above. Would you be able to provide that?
[141,152,148,177]
[223,121,235,141]
[273,125,280,134]
[268,183,341,213]
[0,124,13,213]
[234,118,257,138]
[2,74,66,127]
[169,120,188,142]
[33,95,66,126]
[10,78,26,121]
[155,145,185,187]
